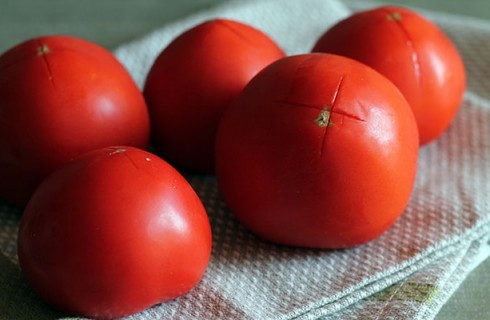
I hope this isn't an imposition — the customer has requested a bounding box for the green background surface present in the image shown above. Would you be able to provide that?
[0,0,489,319]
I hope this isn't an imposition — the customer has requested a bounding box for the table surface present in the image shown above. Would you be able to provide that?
[0,0,488,319]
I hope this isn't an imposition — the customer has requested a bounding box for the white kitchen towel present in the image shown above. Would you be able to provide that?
[1,0,489,319]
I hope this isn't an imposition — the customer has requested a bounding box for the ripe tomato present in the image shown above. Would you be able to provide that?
[215,54,419,248]
[312,6,466,145]
[18,146,212,319]
[144,18,285,173]
[0,35,150,207]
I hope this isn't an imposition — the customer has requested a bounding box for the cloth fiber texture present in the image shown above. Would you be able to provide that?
[1,0,489,319]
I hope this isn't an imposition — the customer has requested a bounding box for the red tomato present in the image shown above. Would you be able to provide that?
[18,146,212,319]
[312,6,466,145]
[144,18,285,173]
[215,54,419,248]
[0,35,150,207]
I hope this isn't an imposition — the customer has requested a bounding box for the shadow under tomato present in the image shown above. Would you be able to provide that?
[0,253,64,320]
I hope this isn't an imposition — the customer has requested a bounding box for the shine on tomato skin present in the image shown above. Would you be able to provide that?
[0,35,150,207]
[312,6,466,145]
[215,53,419,249]
[144,18,285,173]
[18,147,212,319]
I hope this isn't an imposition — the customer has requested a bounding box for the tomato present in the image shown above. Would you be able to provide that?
[215,54,419,248]
[144,18,285,173]
[17,146,212,319]
[0,35,150,207]
[312,6,466,145]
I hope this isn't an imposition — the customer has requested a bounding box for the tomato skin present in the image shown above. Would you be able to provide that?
[312,6,466,145]
[0,35,150,207]
[17,147,212,319]
[144,18,285,173]
[215,54,418,248]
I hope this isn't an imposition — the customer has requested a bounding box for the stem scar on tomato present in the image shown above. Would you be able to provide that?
[36,40,54,86]
[314,107,333,127]
[318,75,343,158]
[384,9,422,86]
[387,11,403,21]
[109,148,127,155]
[36,44,50,56]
